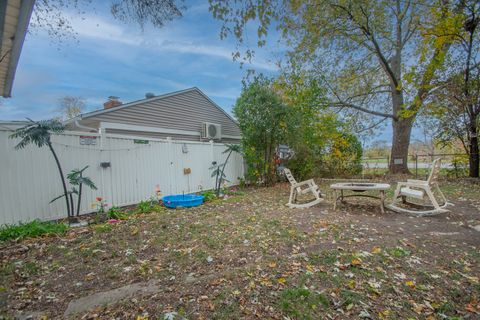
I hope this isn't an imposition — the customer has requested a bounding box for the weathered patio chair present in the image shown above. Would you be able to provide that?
[283,168,324,208]
[387,158,453,216]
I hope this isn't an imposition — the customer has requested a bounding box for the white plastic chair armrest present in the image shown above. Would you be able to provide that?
[395,181,409,187]
[303,179,316,185]
[407,179,428,185]
[397,181,428,188]
[293,180,315,188]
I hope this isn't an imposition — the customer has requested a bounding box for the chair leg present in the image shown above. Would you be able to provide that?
[392,185,401,204]
[380,190,386,214]
[288,187,295,206]
[333,189,337,210]
[425,187,441,210]
[313,187,321,200]
[434,183,449,206]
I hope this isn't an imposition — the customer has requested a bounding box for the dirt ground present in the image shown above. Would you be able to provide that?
[1,180,479,319]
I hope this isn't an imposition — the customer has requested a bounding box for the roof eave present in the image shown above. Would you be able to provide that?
[78,87,200,119]
[2,0,35,98]
[191,87,239,125]
[77,87,239,126]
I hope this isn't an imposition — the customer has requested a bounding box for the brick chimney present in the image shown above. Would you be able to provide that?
[103,96,122,109]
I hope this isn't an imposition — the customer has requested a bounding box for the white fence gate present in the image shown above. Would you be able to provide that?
[0,130,244,225]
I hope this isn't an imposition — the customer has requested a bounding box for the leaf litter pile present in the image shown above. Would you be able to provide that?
[1,181,479,319]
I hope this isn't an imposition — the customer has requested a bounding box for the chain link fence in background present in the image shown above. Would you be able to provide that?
[361,153,469,178]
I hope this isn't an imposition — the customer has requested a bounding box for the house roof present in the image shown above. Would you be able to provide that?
[0,119,29,131]
[68,87,238,125]
[0,0,34,98]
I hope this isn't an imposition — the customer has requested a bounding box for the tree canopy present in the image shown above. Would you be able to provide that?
[421,0,480,177]
[57,96,86,121]
[235,76,362,184]
[234,76,294,185]
[31,0,184,41]
[210,0,463,173]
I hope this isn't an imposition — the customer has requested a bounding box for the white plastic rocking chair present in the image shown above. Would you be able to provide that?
[387,158,453,216]
[283,168,324,208]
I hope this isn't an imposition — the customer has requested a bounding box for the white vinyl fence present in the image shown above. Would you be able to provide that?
[0,129,244,225]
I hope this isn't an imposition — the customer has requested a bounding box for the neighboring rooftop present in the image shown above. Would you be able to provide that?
[0,119,29,131]
[70,87,238,125]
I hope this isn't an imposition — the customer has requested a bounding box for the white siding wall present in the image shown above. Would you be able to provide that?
[0,130,244,225]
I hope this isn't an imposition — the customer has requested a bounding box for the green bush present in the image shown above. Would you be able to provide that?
[287,132,363,179]
[0,220,69,242]
[446,154,469,178]
[93,223,113,233]
[234,76,295,186]
[200,190,217,202]
[322,132,363,177]
[137,199,157,213]
[285,148,317,181]
[238,177,247,189]
[107,206,129,220]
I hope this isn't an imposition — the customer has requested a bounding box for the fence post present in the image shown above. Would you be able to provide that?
[361,158,364,179]
[210,140,215,189]
[99,128,109,209]
[166,137,173,195]
[415,154,418,178]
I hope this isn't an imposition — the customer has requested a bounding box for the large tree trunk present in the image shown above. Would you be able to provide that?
[464,25,478,178]
[388,72,413,174]
[389,117,413,174]
[468,121,479,178]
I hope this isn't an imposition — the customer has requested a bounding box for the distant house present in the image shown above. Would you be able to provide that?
[67,87,242,143]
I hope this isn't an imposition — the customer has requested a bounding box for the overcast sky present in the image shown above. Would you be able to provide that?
[1,0,422,145]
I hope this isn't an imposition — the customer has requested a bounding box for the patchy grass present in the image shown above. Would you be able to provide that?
[279,287,330,319]
[0,181,479,319]
[0,220,69,242]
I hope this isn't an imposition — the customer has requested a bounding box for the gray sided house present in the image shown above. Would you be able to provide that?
[67,87,241,143]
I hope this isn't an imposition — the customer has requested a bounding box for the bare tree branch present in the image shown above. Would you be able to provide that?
[331,102,397,120]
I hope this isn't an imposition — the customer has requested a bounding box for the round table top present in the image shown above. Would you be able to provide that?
[330,182,391,191]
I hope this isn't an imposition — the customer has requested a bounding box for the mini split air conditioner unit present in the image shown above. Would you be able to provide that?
[201,122,222,140]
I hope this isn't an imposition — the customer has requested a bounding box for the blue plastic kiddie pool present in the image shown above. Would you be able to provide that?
[162,194,204,208]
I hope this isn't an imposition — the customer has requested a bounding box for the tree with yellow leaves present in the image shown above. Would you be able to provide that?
[209,0,464,173]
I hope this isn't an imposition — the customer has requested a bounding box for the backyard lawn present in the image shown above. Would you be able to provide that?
[1,180,480,319]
